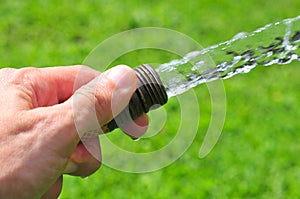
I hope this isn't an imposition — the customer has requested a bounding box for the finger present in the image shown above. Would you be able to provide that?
[120,113,149,139]
[41,176,63,199]
[63,114,148,177]
[67,138,101,178]
[0,66,100,111]
[41,65,100,102]
[32,65,100,106]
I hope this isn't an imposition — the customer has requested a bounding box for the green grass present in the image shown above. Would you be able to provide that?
[1,0,300,198]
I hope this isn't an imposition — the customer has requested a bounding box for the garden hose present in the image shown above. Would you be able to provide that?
[103,64,168,133]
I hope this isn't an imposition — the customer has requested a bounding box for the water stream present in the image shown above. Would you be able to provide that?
[157,15,300,98]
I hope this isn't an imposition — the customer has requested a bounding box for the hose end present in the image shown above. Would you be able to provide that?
[106,64,168,133]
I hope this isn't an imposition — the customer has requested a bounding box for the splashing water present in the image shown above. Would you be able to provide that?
[157,15,300,98]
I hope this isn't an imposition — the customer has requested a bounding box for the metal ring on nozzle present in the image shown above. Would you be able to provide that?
[105,64,168,133]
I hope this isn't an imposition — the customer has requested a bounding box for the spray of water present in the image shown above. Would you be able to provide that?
[157,15,300,98]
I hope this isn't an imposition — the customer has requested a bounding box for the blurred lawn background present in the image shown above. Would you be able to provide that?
[1,0,300,198]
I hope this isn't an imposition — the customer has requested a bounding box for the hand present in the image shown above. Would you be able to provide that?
[0,65,148,198]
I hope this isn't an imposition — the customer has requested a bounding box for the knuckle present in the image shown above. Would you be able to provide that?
[0,67,41,86]
[9,67,40,84]
[94,87,113,121]
[18,67,40,77]
[94,78,115,123]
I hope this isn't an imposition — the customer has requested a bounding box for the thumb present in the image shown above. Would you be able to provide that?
[71,65,138,139]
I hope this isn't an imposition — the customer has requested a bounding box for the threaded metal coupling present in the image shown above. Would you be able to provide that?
[105,64,168,132]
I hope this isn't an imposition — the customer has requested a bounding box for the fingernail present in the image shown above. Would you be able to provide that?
[106,66,136,93]
[63,161,78,174]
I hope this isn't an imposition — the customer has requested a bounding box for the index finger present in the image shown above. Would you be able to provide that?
[33,65,100,106]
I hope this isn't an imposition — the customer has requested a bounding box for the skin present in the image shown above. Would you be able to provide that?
[0,65,148,198]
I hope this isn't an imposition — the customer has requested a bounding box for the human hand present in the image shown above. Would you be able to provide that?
[0,65,148,198]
